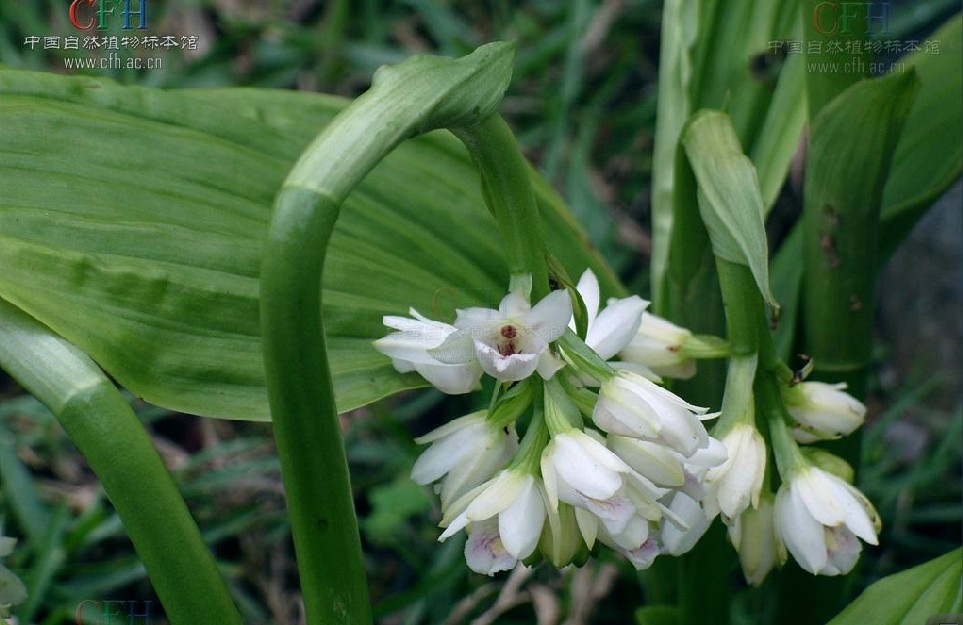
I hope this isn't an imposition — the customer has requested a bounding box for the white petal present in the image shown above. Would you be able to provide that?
[585,295,647,360]
[415,361,482,394]
[687,437,728,468]
[795,469,852,528]
[838,482,880,545]
[609,437,686,487]
[465,519,517,575]
[374,333,447,365]
[536,350,565,379]
[467,471,525,521]
[582,491,636,536]
[498,476,544,558]
[411,421,483,484]
[440,429,516,508]
[552,433,628,500]
[439,510,470,541]
[415,412,486,444]
[540,447,560,510]
[610,515,650,551]
[823,526,862,574]
[575,269,601,328]
[593,395,659,439]
[623,539,661,570]
[473,341,541,382]
[661,493,711,556]
[527,290,574,344]
[656,411,709,457]
[498,290,531,318]
[776,485,828,574]
[454,306,502,333]
[426,330,477,365]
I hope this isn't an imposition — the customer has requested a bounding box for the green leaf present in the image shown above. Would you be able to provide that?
[0,69,616,421]
[801,0,871,119]
[651,0,802,307]
[681,110,777,311]
[880,13,963,258]
[770,226,804,361]
[650,0,699,310]
[801,69,919,372]
[752,53,807,211]
[827,549,962,625]
[771,13,961,363]
[0,299,242,624]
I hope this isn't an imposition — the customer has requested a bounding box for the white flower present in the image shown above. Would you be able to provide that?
[703,423,766,521]
[593,370,711,456]
[411,412,516,508]
[728,495,786,586]
[541,430,669,541]
[784,382,866,443]
[436,288,572,383]
[540,429,635,535]
[774,466,880,576]
[439,469,546,575]
[573,269,647,360]
[374,308,482,394]
[620,312,696,379]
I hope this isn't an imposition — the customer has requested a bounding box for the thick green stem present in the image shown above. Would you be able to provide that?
[259,43,542,625]
[0,300,241,625]
[715,259,764,356]
[453,116,551,300]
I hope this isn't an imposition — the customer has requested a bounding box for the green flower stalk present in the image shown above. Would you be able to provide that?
[260,43,516,625]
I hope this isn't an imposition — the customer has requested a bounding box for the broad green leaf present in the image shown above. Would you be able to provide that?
[0,69,617,421]
[801,70,919,372]
[682,110,777,310]
[827,549,962,625]
[880,13,963,257]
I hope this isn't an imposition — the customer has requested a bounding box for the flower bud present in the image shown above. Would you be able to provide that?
[728,494,786,586]
[783,382,865,443]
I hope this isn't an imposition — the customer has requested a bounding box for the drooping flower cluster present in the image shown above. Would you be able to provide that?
[665,352,878,586]
[374,269,880,582]
[765,378,878,579]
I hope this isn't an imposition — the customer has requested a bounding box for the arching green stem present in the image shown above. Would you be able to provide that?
[259,43,550,625]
